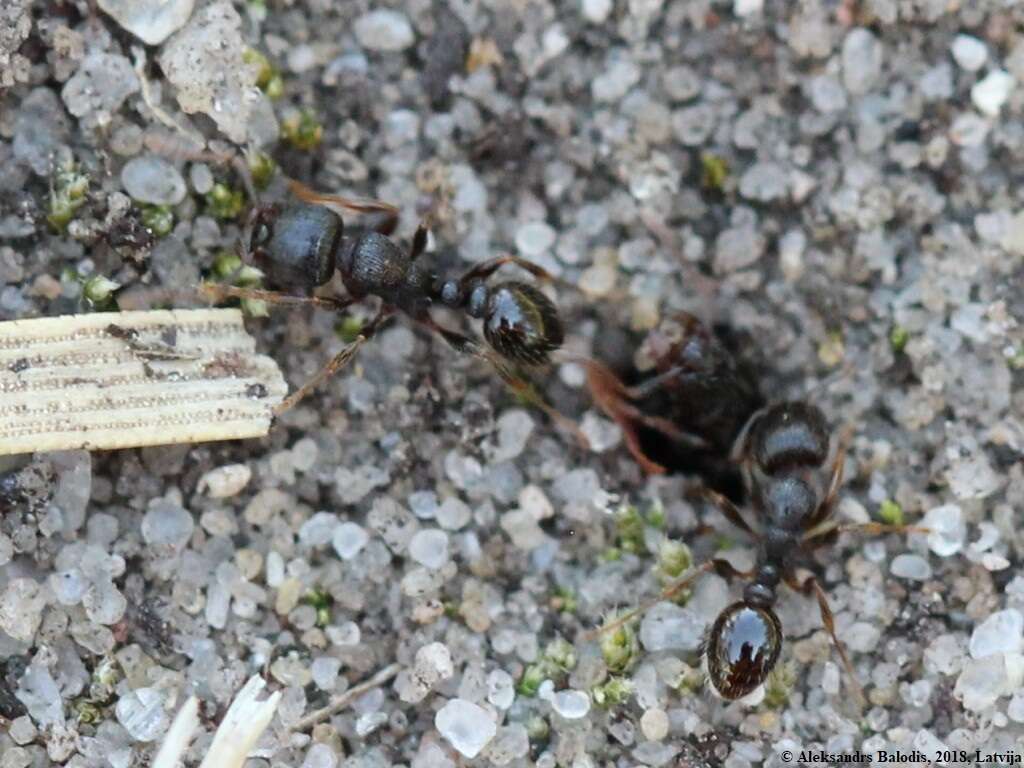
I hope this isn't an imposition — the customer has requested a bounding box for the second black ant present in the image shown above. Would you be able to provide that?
[202,181,586,445]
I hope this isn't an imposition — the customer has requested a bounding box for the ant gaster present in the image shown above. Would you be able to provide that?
[593,400,925,703]
[203,181,583,442]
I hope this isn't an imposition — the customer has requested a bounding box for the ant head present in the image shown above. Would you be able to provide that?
[250,203,341,289]
[705,601,782,700]
[477,281,564,366]
[749,401,830,475]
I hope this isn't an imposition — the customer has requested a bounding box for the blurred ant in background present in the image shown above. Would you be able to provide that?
[202,181,587,445]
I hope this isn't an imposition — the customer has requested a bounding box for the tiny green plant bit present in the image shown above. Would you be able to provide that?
[615,504,647,554]
[247,150,277,189]
[889,325,909,353]
[516,663,546,697]
[700,152,729,192]
[47,159,90,233]
[206,182,246,220]
[82,275,121,311]
[550,585,578,614]
[656,538,693,586]
[244,47,283,100]
[212,250,268,317]
[141,204,174,237]
[761,661,796,709]
[282,108,324,151]
[591,677,633,709]
[543,637,577,673]
[302,588,333,627]
[599,615,639,673]
[878,499,904,526]
[336,315,365,344]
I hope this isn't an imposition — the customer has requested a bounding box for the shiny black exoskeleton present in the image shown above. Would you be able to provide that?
[213,182,577,430]
[594,399,921,704]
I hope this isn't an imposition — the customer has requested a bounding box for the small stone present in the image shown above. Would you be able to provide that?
[16,665,64,727]
[501,509,549,550]
[640,602,704,652]
[515,222,556,258]
[951,34,988,72]
[436,497,472,531]
[311,657,341,691]
[141,497,194,552]
[116,688,167,741]
[713,226,766,273]
[61,53,139,119]
[300,512,338,549]
[950,113,990,147]
[408,529,450,570]
[734,0,763,16]
[551,689,591,719]
[302,743,338,768]
[890,554,932,581]
[0,578,47,643]
[955,654,1010,711]
[98,0,194,44]
[197,463,251,498]
[640,708,669,740]
[971,70,1015,117]
[841,28,883,95]
[332,521,369,560]
[808,74,848,112]
[920,63,954,101]
[922,504,966,556]
[354,9,415,51]
[159,2,257,144]
[435,699,497,759]
[487,669,515,709]
[582,0,612,23]
[492,410,534,462]
[1008,692,1024,722]
[121,156,187,205]
[970,610,1024,659]
[355,711,388,737]
[739,162,787,202]
[593,55,641,102]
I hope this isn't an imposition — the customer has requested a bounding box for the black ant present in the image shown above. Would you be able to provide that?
[591,399,927,704]
[584,311,764,476]
[201,181,586,444]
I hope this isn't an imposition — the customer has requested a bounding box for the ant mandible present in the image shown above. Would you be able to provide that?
[592,399,926,704]
[202,181,586,444]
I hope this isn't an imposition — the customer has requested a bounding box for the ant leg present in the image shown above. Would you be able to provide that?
[199,283,354,312]
[585,559,753,642]
[287,179,400,236]
[457,255,555,286]
[701,488,757,537]
[409,220,431,262]
[274,306,395,414]
[416,313,589,449]
[788,573,866,707]
[802,424,851,530]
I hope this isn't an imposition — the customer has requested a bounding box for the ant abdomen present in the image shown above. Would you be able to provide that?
[705,601,783,700]
[749,401,830,474]
[257,204,342,290]
[480,281,564,366]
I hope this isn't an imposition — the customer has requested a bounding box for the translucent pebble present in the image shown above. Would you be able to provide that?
[416,642,455,684]
[436,497,472,531]
[96,0,194,45]
[486,723,530,764]
[492,409,535,461]
[292,437,319,473]
[640,708,669,741]
[841,28,883,95]
[332,522,369,560]
[515,222,556,258]
[487,669,515,709]
[582,0,612,23]
[16,665,64,727]
[141,497,194,552]
[355,711,388,736]
[950,113,990,147]
[49,450,92,534]
[846,622,882,653]
[311,657,341,691]
[302,743,338,768]
[592,56,640,102]
[970,610,1024,658]
[121,156,187,205]
[807,74,847,112]
[955,654,1009,711]
[0,578,47,642]
[197,463,251,498]
[739,162,787,202]
[951,34,988,72]
[500,510,548,550]
[923,504,966,556]
[890,553,932,581]
[409,490,439,520]
[61,53,138,118]
[920,63,954,101]
[408,529,450,569]
[115,688,167,741]
[300,512,338,549]
[822,661,841,695]
[733,0,763,17]
[552,690,591,719]
[83,579,128,625]
[640,602,705,652]
[972,70,1015,117]
[633,741,681,767]
[354,9,415,51]
[1008,691,1024,722]
[713,226,765,273]
[435,699,497,758]
[9,716,36,745]
[326,621,361,646]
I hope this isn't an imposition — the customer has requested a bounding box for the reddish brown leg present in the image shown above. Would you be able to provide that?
[702,488,756,536]
[199,283,354,312]
[274,306,394,414]
[456,254,556,287]
[789,573,866,707]
[586,559,753,641]
[287,179,400,236]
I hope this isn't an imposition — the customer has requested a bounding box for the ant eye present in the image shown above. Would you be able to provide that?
[705,602,782,700]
